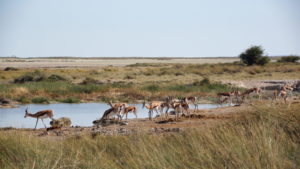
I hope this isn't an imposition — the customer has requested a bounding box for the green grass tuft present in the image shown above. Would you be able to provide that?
[31,97,49,104]
[60,97,81,103]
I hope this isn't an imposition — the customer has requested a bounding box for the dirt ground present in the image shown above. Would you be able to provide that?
[0,57,239,68]
[222,79,300,89]
[0,105,249,138]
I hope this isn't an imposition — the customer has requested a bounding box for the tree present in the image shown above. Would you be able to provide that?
[239,46,270,66]
[277,55,300,63]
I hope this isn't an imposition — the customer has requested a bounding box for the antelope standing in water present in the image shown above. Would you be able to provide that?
[107,101,128,119]
[182,96,198,112]
[143,104,161,120]
[171,101,189,120]
[121,106,138,120]
[217,90,240,105]
[24,108,54,129]
[142,100,165,118]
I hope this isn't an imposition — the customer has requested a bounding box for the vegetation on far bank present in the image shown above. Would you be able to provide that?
[0,103,299,169]
[0,62,299,103]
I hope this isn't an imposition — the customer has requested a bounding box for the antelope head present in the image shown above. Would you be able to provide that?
[142,100,146,109]
[24,107,29,118]
[107,100,114,108]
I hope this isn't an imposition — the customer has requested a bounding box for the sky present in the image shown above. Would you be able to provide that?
[0,0,299,57]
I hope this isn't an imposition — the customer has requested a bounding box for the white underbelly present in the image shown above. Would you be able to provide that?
[39,114,50,119]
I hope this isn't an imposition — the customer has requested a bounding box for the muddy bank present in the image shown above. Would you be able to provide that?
[0,105,248,138]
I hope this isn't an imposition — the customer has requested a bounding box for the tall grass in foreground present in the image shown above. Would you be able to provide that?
[0,103,300,169]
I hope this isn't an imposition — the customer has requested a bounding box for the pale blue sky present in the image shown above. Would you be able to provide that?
[0,0,299,57]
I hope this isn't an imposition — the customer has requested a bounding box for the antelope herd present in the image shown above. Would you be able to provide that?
[24,83,297,129]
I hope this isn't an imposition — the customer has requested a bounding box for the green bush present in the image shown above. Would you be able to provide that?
[17,96,30,104]
[14,71,46,83]
[142,84,160,92]
[239,46,270,66]
[31,97,49,104]
[4,67,18,71]
[257,56,270,66]
[47,74,67,81]
[60,97,80,103]
[124,74,135,79]
[278,55,300,63]
[193,78,210,86]
[80,77,100,85]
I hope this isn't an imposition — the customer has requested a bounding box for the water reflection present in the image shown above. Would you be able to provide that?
[0,103,226,128]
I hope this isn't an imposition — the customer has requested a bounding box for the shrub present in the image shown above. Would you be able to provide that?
[60,97,80,103]
[124,75,135,79]
[80,77,100,85]
[257,56,270,66]
[278,55,300,63]
[31,97,49,104]
[174,72,184,76]
[199,78,210,85]
[17,96,30,104]
[14,71,46,83]
[239,46,270,66]
[47,74,67,81]
[14,75,34,83]
[192,78,211,86]
[4,67,18,71]
[142,84,160,92]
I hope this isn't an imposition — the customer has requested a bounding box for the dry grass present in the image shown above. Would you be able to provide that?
[0,62,299,103]
[0,102,299,169]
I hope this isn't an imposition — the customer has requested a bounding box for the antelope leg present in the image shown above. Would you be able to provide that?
[34,119,39,130]
[41,119,47,129]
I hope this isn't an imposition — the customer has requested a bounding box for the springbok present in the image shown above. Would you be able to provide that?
[218,90,241,105]
[182,96,198,112]
[273,84,294,103]
[217,91,234,105]
[273,89,288,103]
[241,87,262,101]
[107,101,127,119]
[142,100,164,118]
[24,108,54,129]
[98,107,122,123]
[143,104,161,120]
[121,106,138,120]
[281,84,294,97]
[171,101,189,120]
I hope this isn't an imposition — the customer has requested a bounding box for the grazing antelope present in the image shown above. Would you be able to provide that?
[281,84,294,97]
[159,97,176,117]
[143,104,161,120]
[121,106,138,120]
[273,89,288,103]
[241,87,262,101]
[273,84,294,103]
[171,101,189,120]
[107,101,128,119]
[99,107,122,122]
[217,91,235,105]
[182,96,198,112]
[218,90,242,105]
[24,108,54,129]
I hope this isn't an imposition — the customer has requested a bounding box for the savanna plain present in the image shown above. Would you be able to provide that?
[0,57,300,169]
